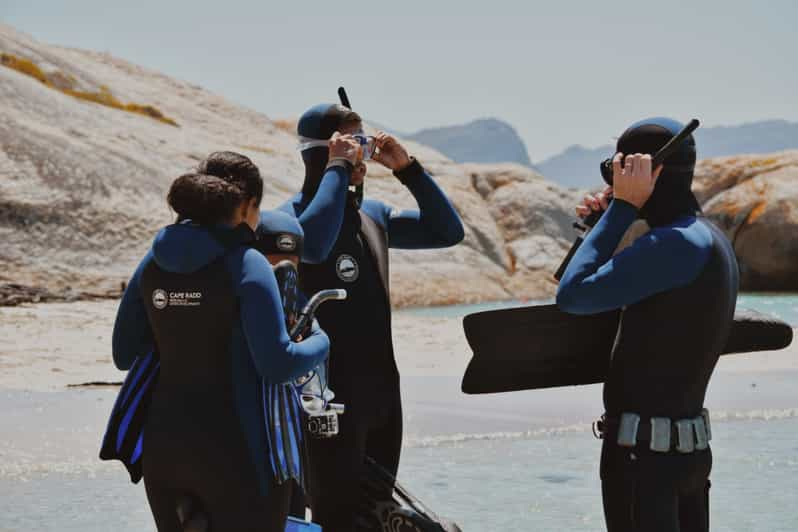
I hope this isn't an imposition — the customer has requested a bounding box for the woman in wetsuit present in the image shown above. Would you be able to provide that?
[112,167,330,531]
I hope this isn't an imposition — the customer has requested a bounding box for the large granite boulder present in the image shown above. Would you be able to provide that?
[694,151,798,290]
[0,23,580,307]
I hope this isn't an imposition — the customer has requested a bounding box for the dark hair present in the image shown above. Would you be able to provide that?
[197,151,263,207]
[167,173,244,225]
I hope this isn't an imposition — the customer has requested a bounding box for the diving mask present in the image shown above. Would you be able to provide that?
[297,134,377,161]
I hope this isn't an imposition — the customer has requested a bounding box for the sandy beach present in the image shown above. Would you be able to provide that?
[2,299,796,391]
[1,299,796,531]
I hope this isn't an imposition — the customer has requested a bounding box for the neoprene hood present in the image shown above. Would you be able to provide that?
[607,117,701,227]
[298,103,361,198]
[255,210,304,258]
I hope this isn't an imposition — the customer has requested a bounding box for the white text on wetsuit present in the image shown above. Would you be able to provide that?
[167,291,202,307]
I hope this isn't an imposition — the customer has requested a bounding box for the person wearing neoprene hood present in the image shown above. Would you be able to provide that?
[111,158,330,531]
[280,103,465,531]
[556,118,739,532]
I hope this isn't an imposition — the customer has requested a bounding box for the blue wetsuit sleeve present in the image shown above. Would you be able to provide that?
[112,251,155,370]
[362,159,465,249]
[556,200,711,315]
[280,164,351,263]
[236,248,329,383]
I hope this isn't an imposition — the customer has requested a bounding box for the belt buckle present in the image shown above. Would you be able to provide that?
[592,416,606,440]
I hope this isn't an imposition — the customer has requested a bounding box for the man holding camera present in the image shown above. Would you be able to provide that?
[280,103,464,531]
[556,118,738,532]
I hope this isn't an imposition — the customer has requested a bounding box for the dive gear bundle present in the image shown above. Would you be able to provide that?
[275,261,349,439]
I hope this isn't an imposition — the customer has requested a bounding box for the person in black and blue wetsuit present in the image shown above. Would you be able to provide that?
[280,103,465,531]
[556,118,739,532]
[112,163,330,531]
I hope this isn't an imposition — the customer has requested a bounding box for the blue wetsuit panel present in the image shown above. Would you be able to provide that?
[557,199,712,315]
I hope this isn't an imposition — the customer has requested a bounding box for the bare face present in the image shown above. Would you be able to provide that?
[230,197,262,231]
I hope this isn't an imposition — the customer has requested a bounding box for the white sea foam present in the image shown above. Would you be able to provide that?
[405,407,798,448]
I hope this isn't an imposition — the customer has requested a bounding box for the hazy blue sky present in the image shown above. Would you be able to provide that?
[3,0,796,160]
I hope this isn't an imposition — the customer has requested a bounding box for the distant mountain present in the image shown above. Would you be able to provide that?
[405,118,533,167]
[536,120,798,189]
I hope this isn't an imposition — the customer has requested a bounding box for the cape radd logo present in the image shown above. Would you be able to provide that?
[277,234,297,252]
[335,254,359,282]
[152,289,168,310]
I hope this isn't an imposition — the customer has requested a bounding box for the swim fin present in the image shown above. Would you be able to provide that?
[462,304,793,394]
[356,456,462,532]
[99,350,159,483]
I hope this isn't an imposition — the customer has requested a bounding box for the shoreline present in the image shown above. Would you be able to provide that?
[1,299,796,391]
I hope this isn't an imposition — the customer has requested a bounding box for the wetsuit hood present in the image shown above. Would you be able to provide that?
[255,210,304,258]
[614,117,700,227]
[152,222,253,274]
[298,103,361,198]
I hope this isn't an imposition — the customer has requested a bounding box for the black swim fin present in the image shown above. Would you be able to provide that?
[357,456,462,532]
[462,304,793,394]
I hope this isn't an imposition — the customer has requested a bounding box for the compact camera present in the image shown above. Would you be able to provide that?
[306,403,345,438]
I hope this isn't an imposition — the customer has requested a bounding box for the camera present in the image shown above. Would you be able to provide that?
[306,403,345,438]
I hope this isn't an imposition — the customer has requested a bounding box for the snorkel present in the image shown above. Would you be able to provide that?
[338,86,367,206]
[296,87,372,206]
[554,119,701,281]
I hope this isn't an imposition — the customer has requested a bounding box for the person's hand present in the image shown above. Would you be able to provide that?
[576,186,613,218]
[611,153,663,209]
[328,132,361,165]
[372,131,412,171]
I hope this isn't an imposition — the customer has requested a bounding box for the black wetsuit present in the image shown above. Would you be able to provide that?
[111,222,329,531]
[299,197,401,530]
[141,259,293,531]
[281,162,464,531]
[557,118,739,532]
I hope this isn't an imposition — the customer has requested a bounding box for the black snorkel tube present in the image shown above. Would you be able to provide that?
[553,118,700,281]
[338,86,365,204]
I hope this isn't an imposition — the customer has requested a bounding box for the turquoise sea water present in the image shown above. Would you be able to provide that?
[405,293,798,326]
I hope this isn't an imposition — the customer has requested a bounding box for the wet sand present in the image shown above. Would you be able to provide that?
[1,300,796,391]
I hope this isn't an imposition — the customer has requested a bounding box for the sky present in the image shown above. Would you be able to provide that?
[2,0,796,161]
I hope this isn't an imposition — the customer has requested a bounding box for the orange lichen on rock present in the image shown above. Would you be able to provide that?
[1,52,50,84]
[746,201,768,224]
[239,145,276,155]
[273,119,297,135]
[1,53,178,126]
[748,157,778,168]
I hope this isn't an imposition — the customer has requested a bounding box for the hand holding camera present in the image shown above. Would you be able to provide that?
[328,132,362,166]
[372,131,412,172]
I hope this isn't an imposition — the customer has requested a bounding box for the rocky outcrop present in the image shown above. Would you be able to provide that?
[9,23,792,307]
[694,151,798,290]
[0,24,580,308]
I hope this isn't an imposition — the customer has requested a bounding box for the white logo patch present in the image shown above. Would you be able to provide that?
[277,234,297,252]
[335,254,359,282]
[152,289,203,309]
[152,289,168,310]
